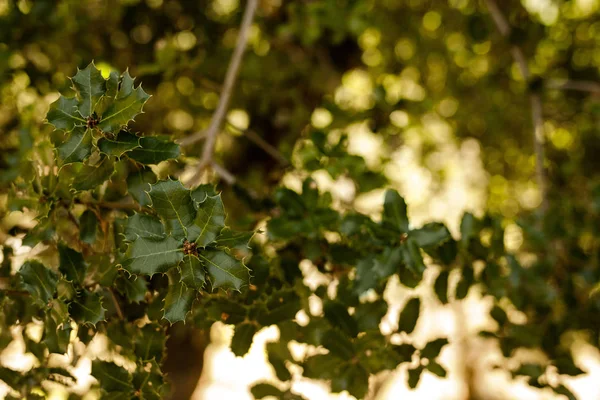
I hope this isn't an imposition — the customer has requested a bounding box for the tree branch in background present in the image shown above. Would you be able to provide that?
[180,0,259,184]
[227,121,290,166]
[485,0,548,212]
[546,79,600,93]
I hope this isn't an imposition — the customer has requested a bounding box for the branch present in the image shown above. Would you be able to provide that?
[227,121,289,166]
[180,0,258,153]
[485,0,548,212]
[546,79,600,94]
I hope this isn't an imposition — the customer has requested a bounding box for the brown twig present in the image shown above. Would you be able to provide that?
[485,0,548,212]
[108,288,124,320]
[180,0,258,153]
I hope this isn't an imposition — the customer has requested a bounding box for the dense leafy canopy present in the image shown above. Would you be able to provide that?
[0,1,599,400]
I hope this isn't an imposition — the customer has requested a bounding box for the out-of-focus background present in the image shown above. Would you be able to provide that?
[1,0,600,399]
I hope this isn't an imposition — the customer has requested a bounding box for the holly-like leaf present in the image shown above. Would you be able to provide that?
[323,300,359,338]
[127,136,180,165]
[133,360,167,400]
[71,156,114,191]
[98,81,150,133]
[69,290,106,326]
[47,95,85,132]
[331,364,369,399]
[71,62,106,117]
[398,297,420,334]
[251,383,284,399]
[354,300,387,332]
[179,255,206,290]
[408,365,424,389]
[434,270,449,304]
[97,131,141,157]
[421,338,448,359]
[322,329,355,360]
[58,243,87,285]
[162,269,196,324]
[410,223,451,248]
[92,360,133,393]
[79,210,98,244]
[88,254,118,286]
[18,261,58,305]
[426,361,446,377]
[382,189,409,233]
[95,70,119,115]
[44,315,71,354]
[134,324,165,362]
[402,238,425,276]
[198,249,249,291]
[127,166,156,206]
[214,228,253,251]
[57,127,93,165]
[190,184,217,206]
[148,180,196,240]
[121,235,183,276]
[116,274,146,303]
[231,322,257,357]
[123,214,166,242]
[192,195,225,247]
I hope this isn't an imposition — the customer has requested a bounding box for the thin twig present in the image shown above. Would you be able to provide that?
[227,121,289,166]
[485,0,548,212]
[180,0,258,151]
[108,288,124,320]
[546,79,600,93]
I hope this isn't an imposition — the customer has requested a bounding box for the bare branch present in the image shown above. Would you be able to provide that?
[546,79,600,93]
[180,0,258,151]
[485,0,548,212]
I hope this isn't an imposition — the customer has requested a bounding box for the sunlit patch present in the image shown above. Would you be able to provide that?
[311,107,333,129]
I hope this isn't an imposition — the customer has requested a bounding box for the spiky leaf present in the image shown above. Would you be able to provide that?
[148,180,196,240]
[69,290,106,326]
[123,214,166,242]
[179,255,206,290]
[92,361,133,393]
[231,322,257,357]
[199,249,249,291]
[127,136,180,165]
[47,95,85,132]
[18,261,58,305]
[162,269,195,324]
[382,189,409,233]
[192,195,225,247]
[121,236,183,276]
[57,127,93,165]
[71,62,106,117]
[398,297,420,334]
[98,83,150,133]
[97,131,141,157]
[58,244,87,285]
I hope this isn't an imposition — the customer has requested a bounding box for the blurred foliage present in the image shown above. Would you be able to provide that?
[0,0,599,399]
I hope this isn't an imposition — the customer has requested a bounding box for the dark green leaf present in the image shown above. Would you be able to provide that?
[231,322,257,357]
[410,223,451,248]
[551,384,577,400]
[303,354,339,380]
[455,265,474,300]
[251,383,284,399]
[58,244,87,285]
[44,315,71,354]
[123,214,166,242]
[354,300,387,331]
[331,364,368,399]
[426,361,446,377]
[148,180,196,240]
[98,81,150,133]
[421,338,448,359]
[191,195,225,247]
[398,297,420,334]
[71,62,106,117]
[214,228,253,251]
[199,249,249,291]
[57,127,93,165]
[554,356,585,376]
[162,269,196,324]
[79,210,98,244]
[323,300,359,338]
[70,290,106,326]
[122,235,183,276]
[18,261,58,305]
[408,365,423,389]
[126,167,156,206]
[434,270,449,304]
[91,361,133,393]
[322,329,355,360]
[116,274,146,303]
[97,131,141,157]
[179,254,206,290]
[402,238,425,275]
[47,95,85,132]
[71,156,114,191]
[382,189,409,233]
[190,184,217,205]
[266,341,292,381]
[127,136,180,165]
[134,324,165,362]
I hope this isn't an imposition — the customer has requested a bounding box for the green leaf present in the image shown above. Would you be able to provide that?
[69,290,106,326]
[214,228,253,251]
[398,297,420,334]
[199,249,249,291]
[303,354,339,380]
[133,360,167,400]
[116,274,146,303]
[434,270,449,304]
[266,341,292,381]
[354,247,402,294]
[44,316,71,354]
[92,361,133,393]
[354,300,387,331]
[251,383,284,399]
[127,136,180,165]
[47,95,85,132]
[127,166,156,206]
[97,131,141,157]
[421,338,448,359]
[410,223,451,248]
[57,127,93,165]
[58,243,87,285]
[162,269,196,324]
[71,156,114,191]
[551,384,577,400]
[179,255,206,290]
[121,235,183,276]
[190,184,217,205]
[331,364,368,399]
[98,82,150,133]
[323,300,359,338]
[554,356,585,376]
[95,71,119,115]
[382,189,409,233]
[231,322,257,357]
[79,210,98,244]
[401,238,425,275]
[148,180,196,240]
[408,365,423,389]
[18,261,58,305]
[322,329,355,360]
[71,62,106,117]
[455,265,474,300]
[88,254,118,286]
[192,195,225,247]
[123,214,166,242]
[134,324,166,362]
[426,361,446,377]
